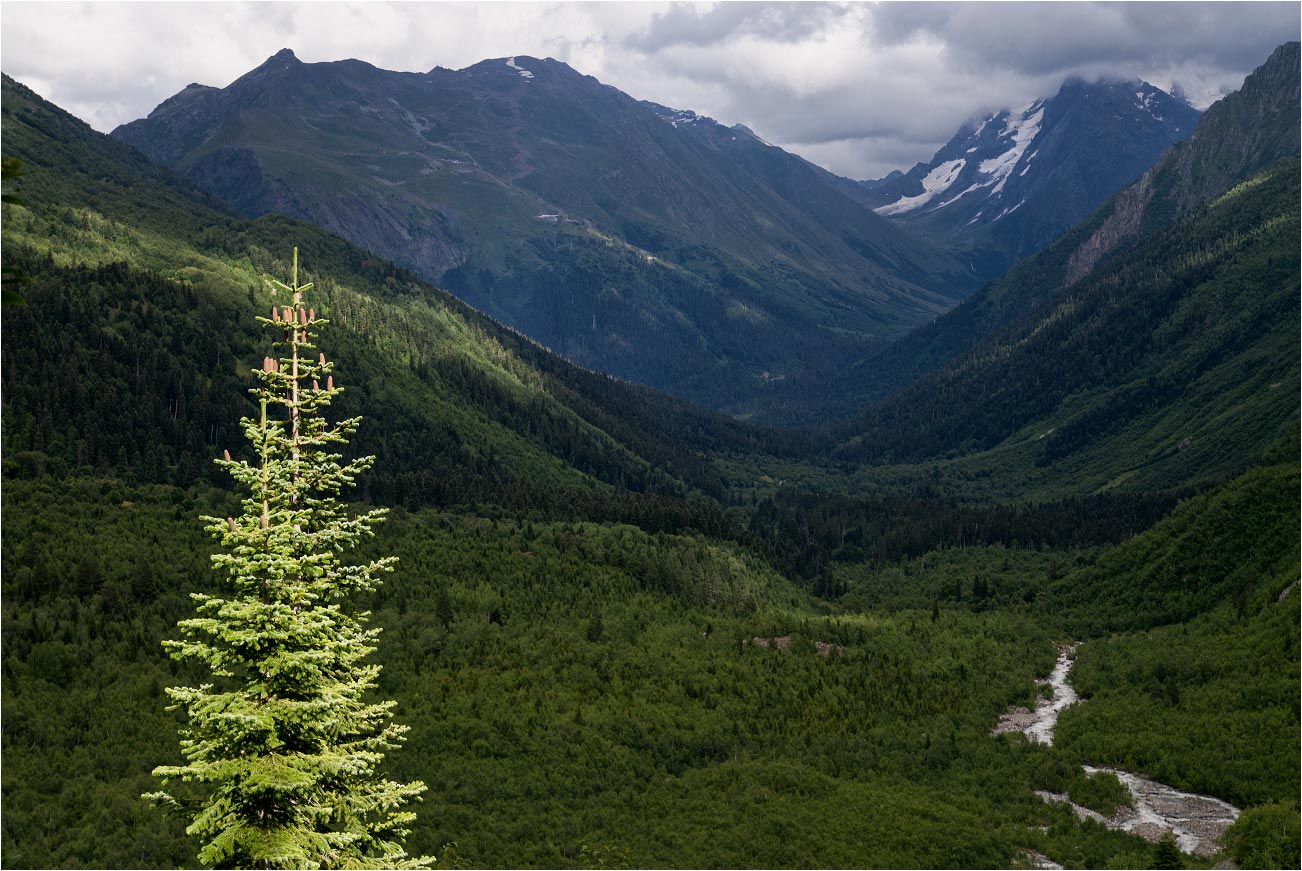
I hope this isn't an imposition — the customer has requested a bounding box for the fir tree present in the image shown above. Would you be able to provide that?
[145,250,430,869]
[1151,830,1183,869]
[1,156,30,304]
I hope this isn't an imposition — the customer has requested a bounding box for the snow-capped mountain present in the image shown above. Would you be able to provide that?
[875,97,1047,219]
[863,79,1201,278]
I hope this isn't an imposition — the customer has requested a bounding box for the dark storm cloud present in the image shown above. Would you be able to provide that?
[2,1,1298,179]
[627,2,848,51]
[870,1,1300,76]
[616,1,1299,176]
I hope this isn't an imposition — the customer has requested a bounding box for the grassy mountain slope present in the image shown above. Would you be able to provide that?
[110,51,975,411]
[828,156,1299,500]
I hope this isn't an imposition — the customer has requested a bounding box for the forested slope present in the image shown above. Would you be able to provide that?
[831,157,1300,498]
[1043,462,1300,635]
[1050,463,1300,861]
[1,73,803,531]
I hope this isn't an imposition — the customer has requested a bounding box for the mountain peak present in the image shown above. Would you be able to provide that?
[216,47,303,92]
[1268,40,1300,64]
[1054,75,1161,100]
[231,47,302,83]
[460,55,550,81]
[861,75,1200,278]
[1168,81,1195,108]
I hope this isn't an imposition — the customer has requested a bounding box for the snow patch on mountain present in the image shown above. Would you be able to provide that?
[872,99,1046,217]
[979,100,1044,195]
[668,109,700,128]
[995,199,1026,220]
[857,76,1199,266]
[1133,89,1165,121]
[936,178,994,209]
[505,57,534,79]
[875,158,966,216]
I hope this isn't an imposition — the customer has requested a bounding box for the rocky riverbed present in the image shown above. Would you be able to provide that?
[992,644,1078,744]
[996,643,1241,859]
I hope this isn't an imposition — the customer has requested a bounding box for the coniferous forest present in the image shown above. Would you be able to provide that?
[1,32,1299,871]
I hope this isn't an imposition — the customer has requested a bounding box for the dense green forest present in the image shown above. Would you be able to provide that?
[4,466,1296,867]
[1,47,1299,871]
[0,478,1162,869]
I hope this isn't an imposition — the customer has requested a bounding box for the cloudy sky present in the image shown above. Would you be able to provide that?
[2,1,1297,178]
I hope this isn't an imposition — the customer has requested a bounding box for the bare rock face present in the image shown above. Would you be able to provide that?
[1064,171,1153,287]
[1161,41,1301,217]
[1063,41,1300,289]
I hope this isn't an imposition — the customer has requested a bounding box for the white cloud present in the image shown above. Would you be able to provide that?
[1,1,1296,178]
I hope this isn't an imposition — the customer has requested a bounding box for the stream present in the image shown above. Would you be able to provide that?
[994,644,1241,860]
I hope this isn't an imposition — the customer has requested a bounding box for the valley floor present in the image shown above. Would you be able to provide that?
[2,473,1295,869]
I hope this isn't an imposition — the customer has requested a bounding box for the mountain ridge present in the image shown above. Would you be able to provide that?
[818,41,1301,490]
[827,153,1299,495]
[111,50,975,412]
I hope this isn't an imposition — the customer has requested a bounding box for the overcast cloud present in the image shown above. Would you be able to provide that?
[2,1,1296,178]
